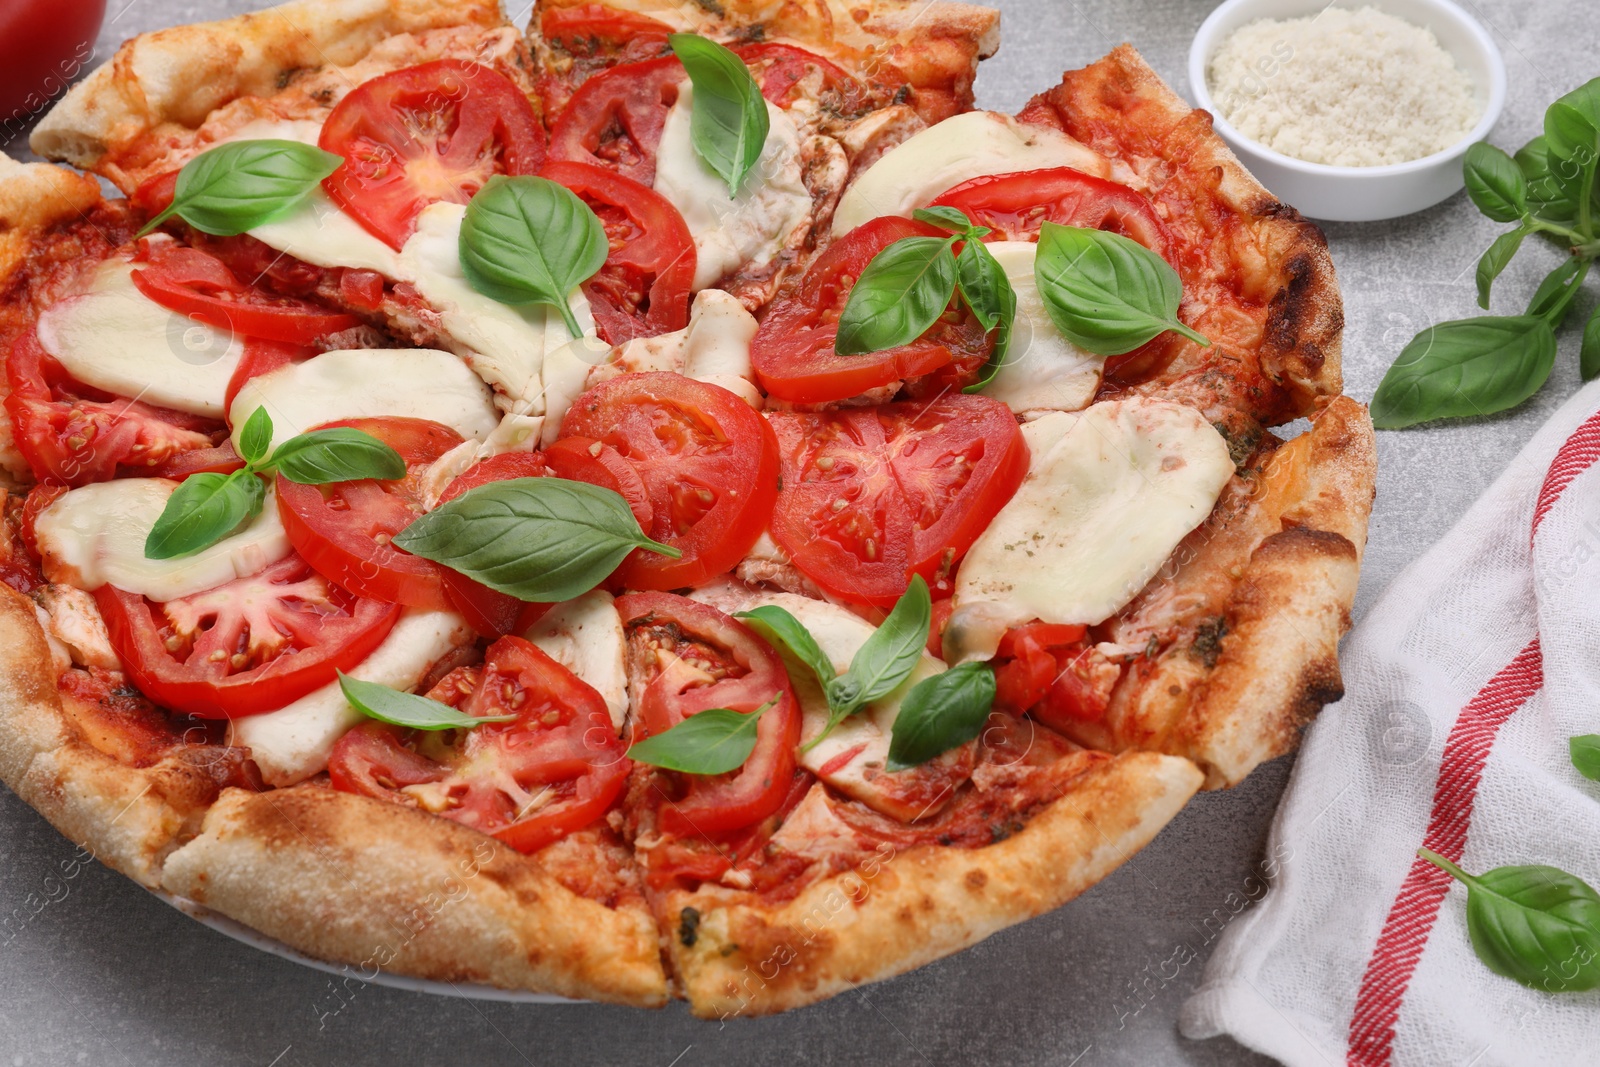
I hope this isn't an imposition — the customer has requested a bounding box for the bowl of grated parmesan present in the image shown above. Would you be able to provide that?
[1188,0,1506,222]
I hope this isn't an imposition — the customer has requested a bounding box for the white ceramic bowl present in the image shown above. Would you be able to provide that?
[1188,0,1506,222]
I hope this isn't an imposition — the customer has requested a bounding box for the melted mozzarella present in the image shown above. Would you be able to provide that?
[947,399,1234,662]
[978,241,1104,415]
[229,348,499,455]
[689,583,944,818]
[35,259,244,418]
[34,478,291,601]
[400,202,598,413]
[523,590,629,730]
[230,609,473,786]
[831,111,1109,235]
[653,83,812,291]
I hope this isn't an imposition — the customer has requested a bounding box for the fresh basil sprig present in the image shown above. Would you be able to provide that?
[393,477,680,603]
[835,206,1017,381]
[668,34,769,197]
[144,407,404,560]
[1368,317,1556,429]
[138,140,343,238]
[626,697,780,775]
[459,175,608,338]
[1375,77,1600,427]
[1419,847,1600,992]
[737,576,931,753]
[1570,735,1600,781]
[339,672,516,731]
[886,662,995,771]
[1033,221,1210,355]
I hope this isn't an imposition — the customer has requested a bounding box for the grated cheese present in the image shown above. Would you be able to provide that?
[1207,6,1481,167]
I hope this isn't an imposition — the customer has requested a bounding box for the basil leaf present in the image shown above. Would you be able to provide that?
[1524,258,1590,328]
[1033,222,1210,356]
[736,605,837,690]
[339,672,515,731]
[913,205,983,234]
[144,471,265,560]
[1571,735,1600,781]
[1543,100,1599,214]
[886,662,995,771]
[393,477,680,602]
[237,406,273,467]
[139,140,343,237]
[459,175,608,338]
[956,237,1017,392]
[267,427,406,485]
[625,697,779,775]
[1517,136,1579,225]
[1463,142,1528,223]
[1419,848,1600,993]
[826,575,931,717]
[1370,316,1556,429]
[1582,305,1600,381]
[1475,228,1526,310]
[668,34,770,197]
[835,236,957,356]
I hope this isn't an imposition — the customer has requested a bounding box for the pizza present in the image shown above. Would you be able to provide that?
[0,0,1375,1016]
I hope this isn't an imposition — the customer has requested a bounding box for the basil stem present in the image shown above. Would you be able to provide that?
[1420,847,1600,992]
[339,672,515,731]
[626,697,780,775]
[139,140,343,237]
[668,34,770,197]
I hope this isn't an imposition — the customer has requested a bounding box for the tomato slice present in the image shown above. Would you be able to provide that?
[733,42,879,112]
[328,635,629,853]
[95,554,402,718]
[540,3,672,53]
[991,623,1121,730]
[929,166,1176,265]
[558,373,778,589]
[129,241,360,343]
[617,592,800,837]
[319,60,547,250]
[540,160,694,343]
[224,338,312,413]
[275,417,464,610]
[4,329,220,486]
[749,216,995,405]
[547,56,684,186]
[540,436,653,531]
[767,394,1029,607]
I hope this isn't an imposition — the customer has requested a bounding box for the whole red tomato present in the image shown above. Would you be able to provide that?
[0,0,106,124]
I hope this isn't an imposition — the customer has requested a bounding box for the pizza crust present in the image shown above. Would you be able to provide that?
[161,786,670,1006]
[0,589,252,886]
[1022,45,1344,428]
[665,750,1202,1018]
[0,157,103,283]
[29,0,505,179]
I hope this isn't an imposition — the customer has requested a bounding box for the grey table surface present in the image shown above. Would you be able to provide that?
[1,0,1591,1063]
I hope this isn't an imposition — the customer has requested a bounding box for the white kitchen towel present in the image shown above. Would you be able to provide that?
[1179,379,1600,1067]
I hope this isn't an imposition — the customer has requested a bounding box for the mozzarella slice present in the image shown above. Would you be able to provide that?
[947,399,1235,663]
[524,590,629,731]
[34,478,291,601]
[34,259,244,418]
[831,111,1109,236]
[689,584,948,819]
[978,241,1104,416]
[229,348,499,455]
[229,608,473,787]
[400,202,599,414]
[653,83,813,291]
